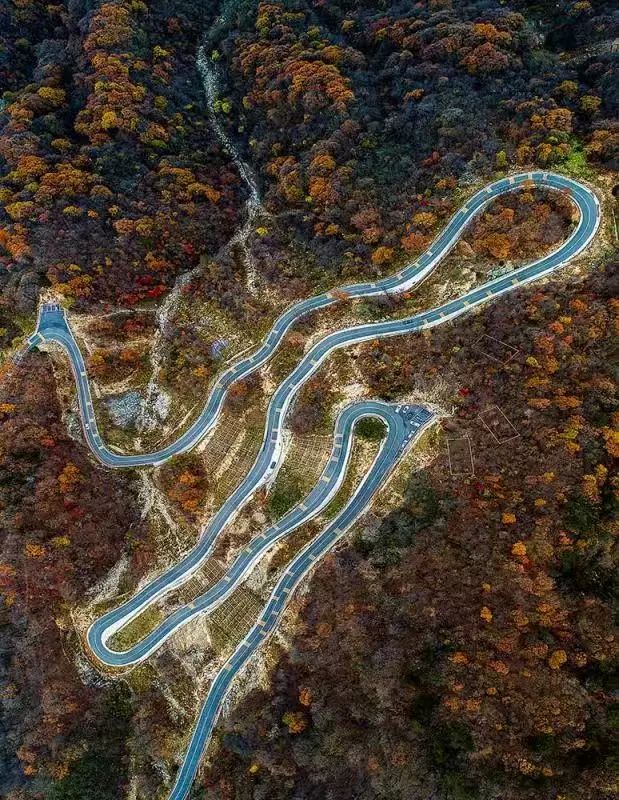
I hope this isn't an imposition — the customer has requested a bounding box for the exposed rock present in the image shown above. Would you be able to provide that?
[14,271,40,313]
[455,239,475,259]
[105,390,143,429]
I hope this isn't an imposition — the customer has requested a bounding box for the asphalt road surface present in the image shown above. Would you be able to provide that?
[26,171,600,800]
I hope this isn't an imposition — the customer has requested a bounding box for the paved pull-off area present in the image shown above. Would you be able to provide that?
[27,172,600,800]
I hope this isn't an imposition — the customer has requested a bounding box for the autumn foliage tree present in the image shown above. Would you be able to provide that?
[0,0,240,311]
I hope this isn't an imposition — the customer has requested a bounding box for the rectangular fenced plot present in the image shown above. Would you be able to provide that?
[474,334,519,364]
[478,405,519,444]
[446,436,475,476]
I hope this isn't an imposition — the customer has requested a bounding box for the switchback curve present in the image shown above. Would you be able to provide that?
[25,171,600,800]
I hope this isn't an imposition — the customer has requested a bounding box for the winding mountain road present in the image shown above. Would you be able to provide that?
[27,171,600,800]
[88,402,432,666]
